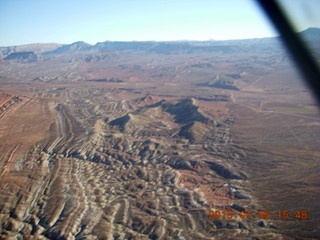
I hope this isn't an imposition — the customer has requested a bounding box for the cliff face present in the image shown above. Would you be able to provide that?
[3,51,39,62]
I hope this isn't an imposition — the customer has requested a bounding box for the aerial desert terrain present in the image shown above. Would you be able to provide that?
[0,28,319,239]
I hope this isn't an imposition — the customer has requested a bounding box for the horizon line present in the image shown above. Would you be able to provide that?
[1,27,319,48]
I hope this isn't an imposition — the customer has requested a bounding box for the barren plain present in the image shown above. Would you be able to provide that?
[0,29,320,239]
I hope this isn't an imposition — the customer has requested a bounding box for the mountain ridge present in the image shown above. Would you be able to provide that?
[1,28,319,58]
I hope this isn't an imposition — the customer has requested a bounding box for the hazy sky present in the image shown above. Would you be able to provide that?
[0,0,318,46]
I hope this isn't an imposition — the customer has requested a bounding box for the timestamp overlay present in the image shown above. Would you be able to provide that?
[208,209,313,221]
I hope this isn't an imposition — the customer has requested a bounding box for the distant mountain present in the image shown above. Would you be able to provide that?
[299,27,320,40]
[0,43,62,59]
[298,27,320,56]
[41,41,238,55]
[45,41,91,54]
[94,41,156,52]
[148,43,234,54]
[1,28,319,59]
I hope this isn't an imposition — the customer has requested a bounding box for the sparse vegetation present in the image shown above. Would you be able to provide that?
[0,30,320,239]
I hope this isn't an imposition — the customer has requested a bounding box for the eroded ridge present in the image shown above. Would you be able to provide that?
[0,89,287,239]
[1,32,320,238]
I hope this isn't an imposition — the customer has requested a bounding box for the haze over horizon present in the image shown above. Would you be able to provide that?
[0,0,280,46]
[1,0,320,46]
